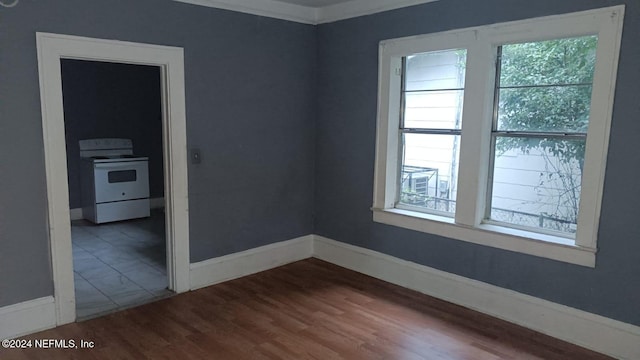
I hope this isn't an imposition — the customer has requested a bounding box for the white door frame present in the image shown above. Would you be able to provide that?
[36,33,190,325]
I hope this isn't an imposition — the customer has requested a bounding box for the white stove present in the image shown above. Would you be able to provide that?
[79,138,150,224]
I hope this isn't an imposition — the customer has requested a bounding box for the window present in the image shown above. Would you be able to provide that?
[372,6,624,267]
[487,36,596,236]
[398,49,466,216]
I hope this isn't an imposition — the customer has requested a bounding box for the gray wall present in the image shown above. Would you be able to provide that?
[0,0,315,307]
[315,0,640,326]
[62,59,164,209]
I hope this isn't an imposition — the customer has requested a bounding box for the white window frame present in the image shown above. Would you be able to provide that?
[372,6,625,267]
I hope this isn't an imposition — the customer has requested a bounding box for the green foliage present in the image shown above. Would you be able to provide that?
[496,36,597,164]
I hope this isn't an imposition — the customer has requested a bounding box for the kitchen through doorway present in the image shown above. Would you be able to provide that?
[62,60,170,319]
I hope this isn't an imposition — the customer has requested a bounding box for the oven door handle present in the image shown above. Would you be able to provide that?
[94,161,147,170]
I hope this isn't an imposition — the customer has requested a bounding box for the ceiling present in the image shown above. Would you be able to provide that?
[174,0,440,25]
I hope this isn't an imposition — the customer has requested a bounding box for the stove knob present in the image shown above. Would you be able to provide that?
[122,192,125,196]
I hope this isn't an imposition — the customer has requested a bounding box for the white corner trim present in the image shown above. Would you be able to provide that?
[172,0,440,25]
[317,0,439,24]
[0,297,56,340]
[173,0,318,24]
[313,235,640,360]
[189,235,314,290]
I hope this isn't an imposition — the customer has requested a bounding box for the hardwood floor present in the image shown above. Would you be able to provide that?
[1,259,611,359]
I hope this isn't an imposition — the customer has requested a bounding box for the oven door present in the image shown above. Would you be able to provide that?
[93,161,149,203]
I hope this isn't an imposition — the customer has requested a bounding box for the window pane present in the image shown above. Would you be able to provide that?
[405,49,467,91]
[489,137,585,234]
[404,90,464,130]
[496,36,597,134]
[403,49,466,130]
[399,133,460,215]
[497,85,592,133]
[500,36,597,87]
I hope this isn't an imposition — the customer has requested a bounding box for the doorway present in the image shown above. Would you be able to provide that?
[36,33,190,326]
[61,60,170,319]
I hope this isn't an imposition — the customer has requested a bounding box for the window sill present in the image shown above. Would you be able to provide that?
[371,208,596,267]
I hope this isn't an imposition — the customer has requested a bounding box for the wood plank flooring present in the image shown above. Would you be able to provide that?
[1,259,611,359]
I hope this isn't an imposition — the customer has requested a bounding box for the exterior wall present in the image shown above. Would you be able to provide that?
[492,147,582,232]
[315,0,640,326]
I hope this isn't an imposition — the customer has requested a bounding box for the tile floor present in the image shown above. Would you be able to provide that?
[71,210,172,320]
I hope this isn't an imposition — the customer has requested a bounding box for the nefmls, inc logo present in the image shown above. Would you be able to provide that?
[35,339,76,349]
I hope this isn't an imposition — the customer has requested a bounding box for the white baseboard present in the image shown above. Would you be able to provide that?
[313,235,640,360]
[189,235,314,290]
[0,296,56,340]
[69,208,83,221]
[69,197,165,221]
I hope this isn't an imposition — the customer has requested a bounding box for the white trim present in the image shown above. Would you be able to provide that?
[313,236,640,360]
[36,33,190,326]
[574,7,625,250]
[317,0,439,24]
[0,297,56,340]
[69,197,165,220]
[453,41,496,226]
[172,0,440,25]
[173,0,318,24]
[373,209,596,267]
[372,6,625,267]
[189,235,314,290]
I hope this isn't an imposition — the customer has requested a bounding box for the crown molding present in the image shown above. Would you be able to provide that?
[317,0,439,24]
[173,0,318,24]
[173,0,440,25]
